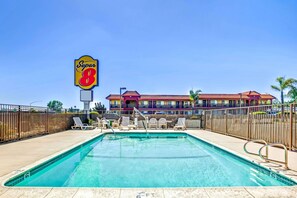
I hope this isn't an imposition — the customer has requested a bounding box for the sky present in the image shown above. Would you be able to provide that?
[0,0,297,109]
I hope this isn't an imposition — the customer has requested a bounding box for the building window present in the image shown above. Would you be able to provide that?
[211,100,217,106]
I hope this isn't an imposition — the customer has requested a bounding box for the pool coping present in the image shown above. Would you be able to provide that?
[1,130,297,197]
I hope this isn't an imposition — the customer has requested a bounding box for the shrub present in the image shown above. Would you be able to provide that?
[88,119,94,125]
[90,111,99,115]
[252,111,267,115]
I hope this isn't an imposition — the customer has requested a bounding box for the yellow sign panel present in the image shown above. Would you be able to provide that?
[74,55,99,90]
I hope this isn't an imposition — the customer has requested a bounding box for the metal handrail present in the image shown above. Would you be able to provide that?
[244,139,268,159]
[258,143,288,169]
[103,118,115,134]
[133,107,148,132]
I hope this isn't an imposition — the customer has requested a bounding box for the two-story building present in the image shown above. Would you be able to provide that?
[106,90,275,114]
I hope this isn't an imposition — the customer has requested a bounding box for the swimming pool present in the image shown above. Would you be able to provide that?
[5,133,297,187]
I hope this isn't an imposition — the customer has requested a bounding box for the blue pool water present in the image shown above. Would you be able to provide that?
[6,133,296,187]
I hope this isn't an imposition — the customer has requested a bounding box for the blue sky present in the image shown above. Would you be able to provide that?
[1,0,297,108]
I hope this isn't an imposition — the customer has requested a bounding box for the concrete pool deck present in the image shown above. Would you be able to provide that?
[0,129,296,198]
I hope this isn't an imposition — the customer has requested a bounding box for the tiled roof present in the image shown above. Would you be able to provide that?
[106,91,275,100]
[122,91,140,96]
[241,91,261,96]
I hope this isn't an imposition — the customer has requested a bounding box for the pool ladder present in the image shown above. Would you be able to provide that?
[244,139,288,169]
[102,118,115,134]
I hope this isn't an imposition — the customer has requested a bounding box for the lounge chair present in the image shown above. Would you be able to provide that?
[149,118,158,129]
[174,118,186,130]
[158,118,167,129]
[71,117,95,130]
[120,116,136,130]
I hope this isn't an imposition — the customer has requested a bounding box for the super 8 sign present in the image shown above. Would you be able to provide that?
[74,55,99,90]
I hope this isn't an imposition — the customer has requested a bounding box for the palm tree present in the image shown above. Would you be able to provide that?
[271,76,297,115]
[189,89,202,108]
[287,85,297,103]
[271,77,297,105]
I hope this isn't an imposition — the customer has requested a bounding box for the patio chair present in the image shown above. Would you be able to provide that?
[173,118,186,131]
[149,118,158,129]
[71,117,95,130]
[158,118,167,129]
[120,116,137,130]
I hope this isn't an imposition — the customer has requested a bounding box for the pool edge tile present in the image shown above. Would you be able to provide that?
[204,187,253,198]
[163,188,209,198]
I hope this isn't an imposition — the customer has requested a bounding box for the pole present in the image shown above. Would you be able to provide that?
[119,87,126,117]
[119,89,122,117]
[84,102,90,120]
[289,104,293,150]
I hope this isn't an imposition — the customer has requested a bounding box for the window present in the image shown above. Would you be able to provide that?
[211,100,217,106]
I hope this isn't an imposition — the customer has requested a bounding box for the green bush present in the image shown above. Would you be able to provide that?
[252,111,267,115]
[90,111,99,115]
[88,119,94,125]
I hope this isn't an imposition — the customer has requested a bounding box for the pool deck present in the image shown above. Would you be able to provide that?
[0,129,297,198]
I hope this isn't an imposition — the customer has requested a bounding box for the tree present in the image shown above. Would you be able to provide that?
[189,89,202,108]
[92,102,106,114]
[47,100,63,112]
[287,85,297,103]
[271,77,297,105]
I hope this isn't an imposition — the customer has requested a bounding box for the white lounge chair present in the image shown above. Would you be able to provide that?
[71,117,95,130]
[149,118,158,129]
[174,118,186,130]
[120,116,136,130]
[158,118,167,129]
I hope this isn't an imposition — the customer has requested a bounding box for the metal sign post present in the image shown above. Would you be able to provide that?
[80,90,93,119]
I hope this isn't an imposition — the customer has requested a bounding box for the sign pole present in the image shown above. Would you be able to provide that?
[83,101,90,120]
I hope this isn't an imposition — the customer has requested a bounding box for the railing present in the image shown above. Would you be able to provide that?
[109,109,202,116]
[0,104,87,143]
[259,143,288,169]
[204,103,297,150]
[244,139,268,158]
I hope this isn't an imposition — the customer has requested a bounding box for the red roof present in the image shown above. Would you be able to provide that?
[106,91,275,100]
[241,91,261,96]
[122,91,140,97]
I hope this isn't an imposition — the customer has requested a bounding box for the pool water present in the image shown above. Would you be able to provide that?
[7,133,296,187]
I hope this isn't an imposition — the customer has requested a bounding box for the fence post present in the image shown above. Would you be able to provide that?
[210,110,213,131]
[17,105,21,139]
[46,108,49,134]
[225,109,228,135]
[203,111,206,129]
[65,109,67,130]
[247,107,250,140]
[289,104,293,150]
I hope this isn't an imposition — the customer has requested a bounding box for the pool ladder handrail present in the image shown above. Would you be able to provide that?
[243,139,268,159]
[259,143,288,170]
[133,107,148,132]
[103,117,115,134]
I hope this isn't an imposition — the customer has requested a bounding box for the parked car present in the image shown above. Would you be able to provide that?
[154,111,166,115]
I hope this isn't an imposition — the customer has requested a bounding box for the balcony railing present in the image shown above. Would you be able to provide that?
[110,103,267,109]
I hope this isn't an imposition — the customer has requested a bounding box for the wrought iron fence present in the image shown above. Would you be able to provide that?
[204,104,297,150]
[0,104,87,143]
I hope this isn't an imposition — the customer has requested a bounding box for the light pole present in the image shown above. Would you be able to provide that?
[119,87,126,116]
[29,100,42,107]
[29,100,42,113]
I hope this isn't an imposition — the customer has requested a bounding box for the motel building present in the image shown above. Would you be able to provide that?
[106,91,275,115]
